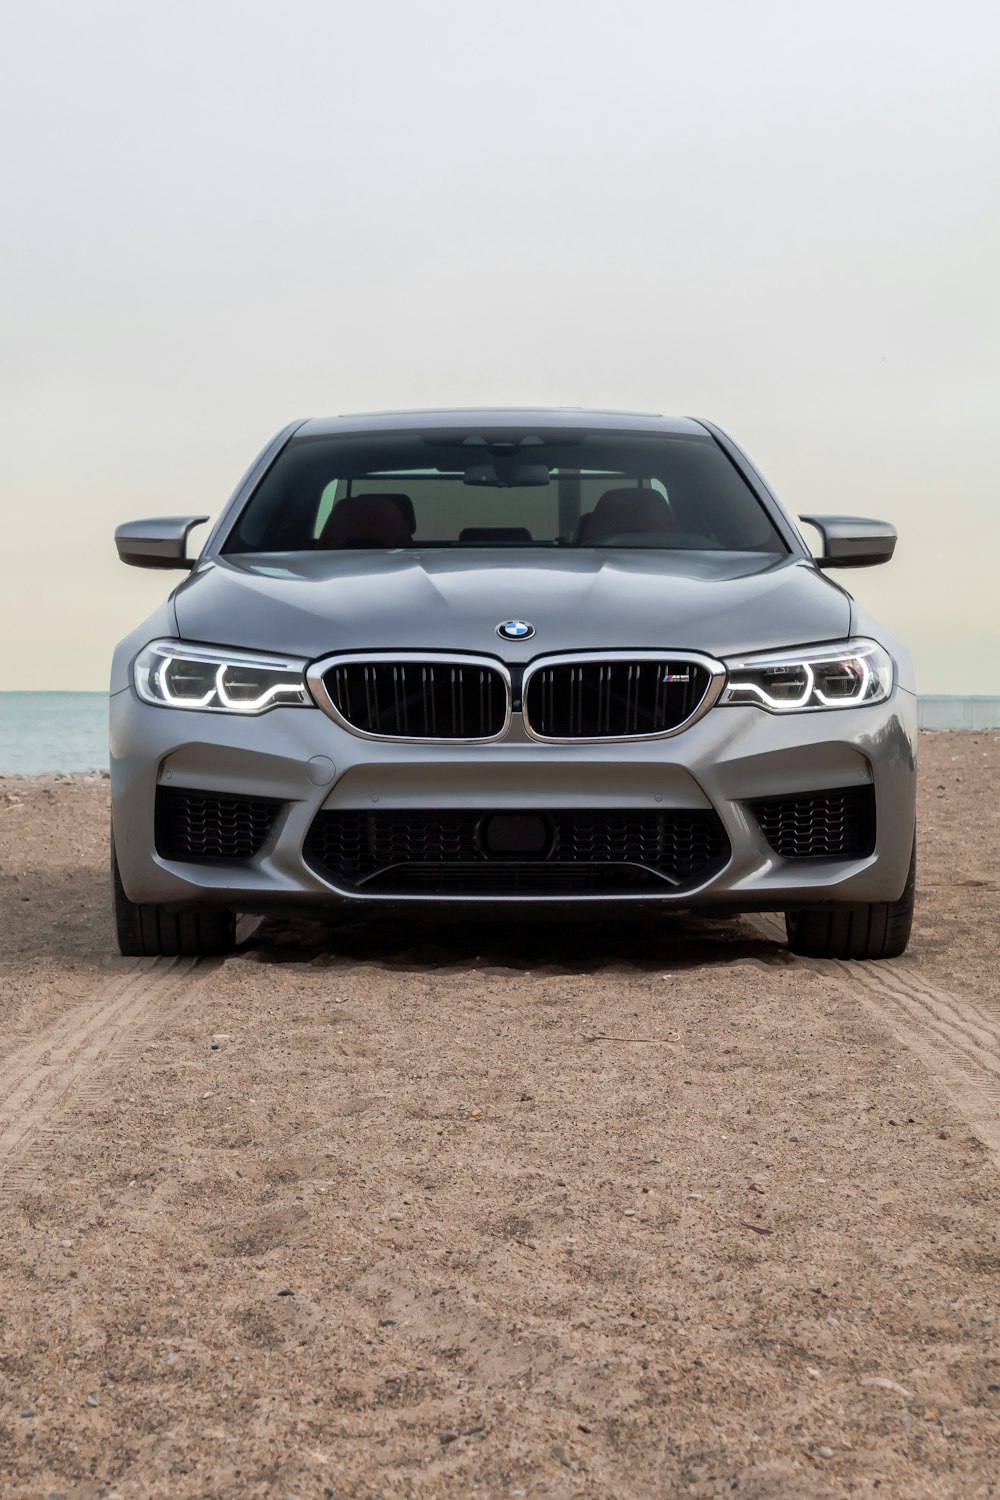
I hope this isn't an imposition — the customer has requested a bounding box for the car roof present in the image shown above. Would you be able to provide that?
[296,408,708,438]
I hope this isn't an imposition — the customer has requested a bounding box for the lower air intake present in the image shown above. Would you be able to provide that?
[304,807,730,896]
[753,785,876,860]
[155,787,282,861]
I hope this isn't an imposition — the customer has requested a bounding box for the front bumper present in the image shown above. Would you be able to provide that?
[110,686,917,914]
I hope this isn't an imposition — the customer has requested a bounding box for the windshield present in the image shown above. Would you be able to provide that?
[222,428,787,556]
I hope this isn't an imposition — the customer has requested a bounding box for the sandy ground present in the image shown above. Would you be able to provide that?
[0,732,998,1499]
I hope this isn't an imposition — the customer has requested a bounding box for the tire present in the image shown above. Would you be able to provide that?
[785,837,915,961]
[112,829,236,958]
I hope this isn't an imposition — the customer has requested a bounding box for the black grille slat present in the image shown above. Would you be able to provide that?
[155,787,282,861]
[304,808,730,896]
[526,658,710,739]
[753,786,876,860]
[324,659,507,740]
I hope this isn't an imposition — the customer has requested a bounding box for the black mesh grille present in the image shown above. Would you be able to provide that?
[753,785,876,860]
[155,787,282,861]
[525,658,713,739]
[321,659,508,739]
[304,808,730,895]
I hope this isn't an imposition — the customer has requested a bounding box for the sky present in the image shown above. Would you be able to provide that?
[1,0,997,692]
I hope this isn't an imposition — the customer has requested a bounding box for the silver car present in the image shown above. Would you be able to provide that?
[110,408,916,960]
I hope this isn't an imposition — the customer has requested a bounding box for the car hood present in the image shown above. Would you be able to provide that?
[173,549,852,661]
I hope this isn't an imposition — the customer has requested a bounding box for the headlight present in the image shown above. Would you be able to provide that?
[721,638,893,711]
[134,640,311,713]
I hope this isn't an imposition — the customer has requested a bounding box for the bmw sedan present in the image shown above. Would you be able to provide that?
[110,408,916,960]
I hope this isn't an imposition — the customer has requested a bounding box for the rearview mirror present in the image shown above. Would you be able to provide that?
[463,462,551,488]
[799,514,897,569]
[115,515,209,570]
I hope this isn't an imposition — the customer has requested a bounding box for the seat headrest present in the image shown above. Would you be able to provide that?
[373,492,416,532]
[318,493,414,550]
[579,488,677,544]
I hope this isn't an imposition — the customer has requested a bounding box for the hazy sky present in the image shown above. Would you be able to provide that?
[2,0,998,691]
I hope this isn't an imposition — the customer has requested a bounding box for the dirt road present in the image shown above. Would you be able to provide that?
[1,733,998,1498]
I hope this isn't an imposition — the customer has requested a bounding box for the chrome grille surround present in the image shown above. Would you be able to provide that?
[521,651,726,743]
[306,653,512,744]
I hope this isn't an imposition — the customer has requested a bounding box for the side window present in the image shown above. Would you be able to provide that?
[313,480,346,540]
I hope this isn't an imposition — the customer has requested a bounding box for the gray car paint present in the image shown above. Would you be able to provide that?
[170,550,852,663]
[110,407,917,918]
[110,688,917,913]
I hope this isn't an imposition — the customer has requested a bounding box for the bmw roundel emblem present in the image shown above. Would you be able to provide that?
[496,619,535,641]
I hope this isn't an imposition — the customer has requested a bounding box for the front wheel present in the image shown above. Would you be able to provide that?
[112,829,236,957]
[785,838,915,961]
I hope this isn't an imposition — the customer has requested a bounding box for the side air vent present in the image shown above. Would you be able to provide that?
[753,785,876,860]
[309,655,510,741]
[523,653,722,740]
[154,787,282,861]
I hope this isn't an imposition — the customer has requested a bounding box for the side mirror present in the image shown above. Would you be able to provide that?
[115,515,209,570]
[799,514,897,569]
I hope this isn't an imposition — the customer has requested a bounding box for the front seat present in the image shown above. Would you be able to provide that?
[578,487,678,544]
[318,493,415,550]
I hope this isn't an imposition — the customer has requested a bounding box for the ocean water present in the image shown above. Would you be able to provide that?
[918,696,1000,731]
[0,693,108,775]
[0,692,997,776]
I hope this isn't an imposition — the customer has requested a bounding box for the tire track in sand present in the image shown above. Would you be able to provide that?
[751,914,1000,1155]
[0,956,217,1191]
[833,961,1000,1154]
